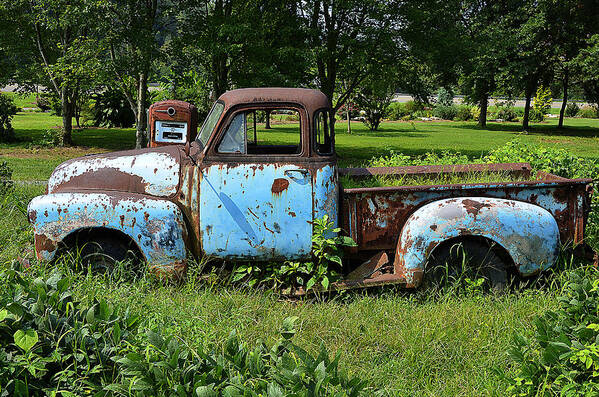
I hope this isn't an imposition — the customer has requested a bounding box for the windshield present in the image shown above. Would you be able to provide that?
[197,101,225,148]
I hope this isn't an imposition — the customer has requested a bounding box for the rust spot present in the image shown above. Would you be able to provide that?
[289,211,296,217]
[34,233,57,256]
[271,178,289,195]
[120,215,125,227]
[430,224,437,231]
[462,199,491,218]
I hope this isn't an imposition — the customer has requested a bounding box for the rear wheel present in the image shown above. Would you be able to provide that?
[424,238,508,290]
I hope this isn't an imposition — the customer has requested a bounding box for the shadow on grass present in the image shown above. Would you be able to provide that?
[449,121,599,138]
[11,126,136,151]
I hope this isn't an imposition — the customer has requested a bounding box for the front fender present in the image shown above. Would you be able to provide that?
[394,197,560,286]
[27,192,188,270]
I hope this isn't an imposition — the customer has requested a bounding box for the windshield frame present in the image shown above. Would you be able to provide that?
[196,100,225,149]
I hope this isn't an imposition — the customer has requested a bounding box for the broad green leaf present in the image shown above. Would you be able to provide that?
[14,329,38,352]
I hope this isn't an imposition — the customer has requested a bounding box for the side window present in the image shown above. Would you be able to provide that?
[218,113,246,154]
[218,108,302,155]
[315,110,333,155]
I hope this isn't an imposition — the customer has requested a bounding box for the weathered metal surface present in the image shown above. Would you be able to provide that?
[342,177,592,252]
[47,146,182,197]
[199,162,313,260]
[347,251,389,280]
[149,100,198,147]
[313,164,339,228]
[27,192,188,269]
[394,197,560,286]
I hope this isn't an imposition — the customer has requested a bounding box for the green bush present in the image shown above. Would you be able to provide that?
[0,93,18,142]
[454,105,473,121]
[528,108,544,122]
[484,139,599,180]
[579,105,599,119]
[533,85,553,115]
[413,109,432,118]
[496,106,519,122]
[436,87,454,107]
[565,102,580,117]
[500,268,599,396]
[387,102,407,121]
[0,269,370,396]
[432,105,458,120]
[88,89,135,128]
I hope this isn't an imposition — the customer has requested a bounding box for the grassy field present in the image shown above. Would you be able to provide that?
[1,111,598,395]
[1,111,598,180]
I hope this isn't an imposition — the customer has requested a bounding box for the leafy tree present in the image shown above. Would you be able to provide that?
[99,0,168,148]
[353,73,396,131]
[175,0,307,100]
[299,0,401,122]
[575,35,599,109]
[0,0,101,145]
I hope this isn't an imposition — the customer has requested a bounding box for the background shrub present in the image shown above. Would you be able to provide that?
[565,102,580,117]
[533,85,553,115]
[435,87,454,107]
[579,105,599,118]
[528,108,545,122]
[454,105,473,121]
[87,89,135,128]
[496,106,519,122]
[432,105,458,120]
[387,102,407,121]
[0,93,18,142]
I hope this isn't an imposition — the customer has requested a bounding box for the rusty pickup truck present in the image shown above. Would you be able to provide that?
[27,88,594,289]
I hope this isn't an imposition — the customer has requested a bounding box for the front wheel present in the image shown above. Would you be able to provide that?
[424,238,508,290]
[69,235,141,276]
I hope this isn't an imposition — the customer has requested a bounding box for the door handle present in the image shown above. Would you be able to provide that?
[284,169,309,177]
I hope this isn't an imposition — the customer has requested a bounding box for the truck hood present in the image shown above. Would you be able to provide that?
[47,146,182,197]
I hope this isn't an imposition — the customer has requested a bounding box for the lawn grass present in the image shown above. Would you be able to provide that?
[3,112,598,181]
[2,91,39,109]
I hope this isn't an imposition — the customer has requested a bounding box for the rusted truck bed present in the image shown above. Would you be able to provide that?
[337,163,593,286]
[341,163,592,251]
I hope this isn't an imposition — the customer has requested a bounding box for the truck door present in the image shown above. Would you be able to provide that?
[199,106,314,260]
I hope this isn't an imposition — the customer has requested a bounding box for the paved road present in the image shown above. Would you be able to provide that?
[2,85,588,109]
[392,94,589,109]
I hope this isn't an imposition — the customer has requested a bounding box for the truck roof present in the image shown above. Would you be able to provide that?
[218,88,331,114]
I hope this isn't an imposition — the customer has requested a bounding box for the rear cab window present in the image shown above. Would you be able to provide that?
[314,109,334,155]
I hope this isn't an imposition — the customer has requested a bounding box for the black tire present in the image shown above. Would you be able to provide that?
[75,236,140,275]
[424,238,508,290]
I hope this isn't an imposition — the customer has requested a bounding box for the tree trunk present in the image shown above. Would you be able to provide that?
[60,85,73,146]
[522,91,532,131]
[347,102,351,134]
[135,72,148,149]
[478,93,488,128]
[265,110,271,129]
[559,69,569,129]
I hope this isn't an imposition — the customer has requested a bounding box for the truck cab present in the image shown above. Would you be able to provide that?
[189,88,338,260]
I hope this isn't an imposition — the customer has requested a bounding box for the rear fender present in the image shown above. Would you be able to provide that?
[27,192,188,271]
[394,197,560,287]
